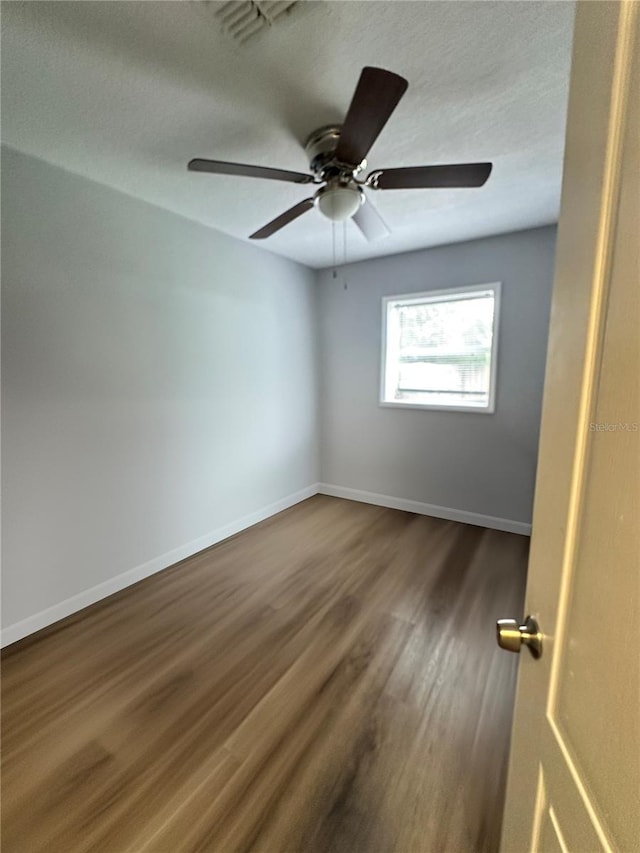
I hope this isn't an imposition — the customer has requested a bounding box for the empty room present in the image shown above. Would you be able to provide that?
[1,1,638,851]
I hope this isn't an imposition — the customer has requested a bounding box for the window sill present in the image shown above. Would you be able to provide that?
[378,401,496,414]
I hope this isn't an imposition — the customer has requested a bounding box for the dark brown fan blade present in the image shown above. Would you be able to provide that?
[188,159,314,184]
[249,199,315,239]
[352,196,391,242]
[334,67,408,166]
[369,162,493,190]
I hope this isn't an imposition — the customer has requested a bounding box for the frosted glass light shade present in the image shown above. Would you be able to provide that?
[315,184,363,221]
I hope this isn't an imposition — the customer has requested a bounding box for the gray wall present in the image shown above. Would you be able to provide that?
[1,144,555,637]
[316,226,556,525]
[1,146,318,631]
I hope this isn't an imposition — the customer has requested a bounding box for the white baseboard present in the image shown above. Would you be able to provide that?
[2,481,529,648]
[317,483,532,537]
[0,484,319,648]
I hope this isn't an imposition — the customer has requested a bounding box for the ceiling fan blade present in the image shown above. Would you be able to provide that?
[249,198,315,239]
[334,67,408,166]
[369,162,493,190]
[188,158,314,184]
[352,196,391,242]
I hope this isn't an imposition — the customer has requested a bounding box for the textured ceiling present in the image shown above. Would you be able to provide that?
[1,1,575,269]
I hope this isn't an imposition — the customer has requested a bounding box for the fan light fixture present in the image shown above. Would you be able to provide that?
[314,183,363,222]
[188,66,493,241]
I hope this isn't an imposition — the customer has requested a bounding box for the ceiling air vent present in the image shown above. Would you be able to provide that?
[214,1,298,43]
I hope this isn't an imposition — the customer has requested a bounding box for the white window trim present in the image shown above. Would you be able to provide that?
[379,281,502,414]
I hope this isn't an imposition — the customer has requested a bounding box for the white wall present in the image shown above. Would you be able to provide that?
[316,226,556,528]
[1,146,318,641]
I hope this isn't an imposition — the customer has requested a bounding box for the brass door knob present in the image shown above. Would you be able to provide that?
[496,615,542,659]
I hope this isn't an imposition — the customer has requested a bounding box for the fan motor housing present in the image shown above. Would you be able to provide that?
[304,125,366,179]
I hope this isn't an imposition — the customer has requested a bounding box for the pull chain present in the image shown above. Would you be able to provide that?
[342,220,348,289]
[332,221,337,279]
[331,221,348,287]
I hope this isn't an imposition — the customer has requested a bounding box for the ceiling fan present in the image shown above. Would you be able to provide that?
[188,67,492,241]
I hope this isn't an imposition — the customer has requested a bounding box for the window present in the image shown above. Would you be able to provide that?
[380,283,500,412]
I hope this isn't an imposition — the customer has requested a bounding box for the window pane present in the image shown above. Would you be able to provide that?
[382,288,497,410]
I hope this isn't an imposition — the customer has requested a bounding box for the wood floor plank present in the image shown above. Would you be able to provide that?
[1,496,527,852]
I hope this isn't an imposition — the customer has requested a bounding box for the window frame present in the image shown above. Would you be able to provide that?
[379,281,502,414]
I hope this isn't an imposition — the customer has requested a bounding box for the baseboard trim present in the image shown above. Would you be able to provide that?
[2,481,530,647]
[0,484,319,648]
[317,483,532,537]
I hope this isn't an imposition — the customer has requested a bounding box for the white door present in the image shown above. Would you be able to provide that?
[500,1,639,851]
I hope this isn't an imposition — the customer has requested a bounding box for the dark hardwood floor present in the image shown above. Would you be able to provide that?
[1,495,528,852]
